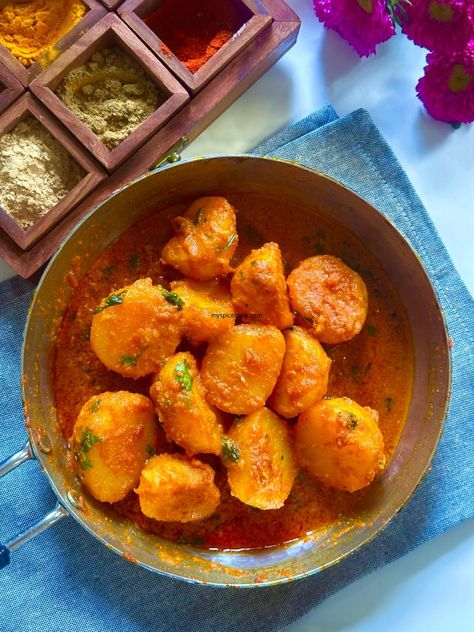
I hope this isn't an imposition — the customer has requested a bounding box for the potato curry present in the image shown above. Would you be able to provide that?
[54,194,413,550]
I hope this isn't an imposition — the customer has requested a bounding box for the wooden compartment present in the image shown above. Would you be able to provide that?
[0,62,23,115]
[30,14,189,173]
[0,94,106,250]
[0,0,300,277]
[119,0,272,93]
[0,0,107,87]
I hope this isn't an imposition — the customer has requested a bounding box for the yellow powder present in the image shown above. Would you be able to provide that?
[0,0,87,68]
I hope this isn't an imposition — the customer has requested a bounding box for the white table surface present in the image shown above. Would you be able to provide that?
[1,1,473,629]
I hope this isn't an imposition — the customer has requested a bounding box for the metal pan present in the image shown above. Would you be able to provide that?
[0,156,451,586]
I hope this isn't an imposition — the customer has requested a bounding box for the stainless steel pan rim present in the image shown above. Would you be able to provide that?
[0,155,451,587]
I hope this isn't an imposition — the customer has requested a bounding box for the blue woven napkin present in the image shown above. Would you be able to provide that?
[1,107,473,632]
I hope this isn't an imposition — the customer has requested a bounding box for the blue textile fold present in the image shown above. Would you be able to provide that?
[1,107,473,632]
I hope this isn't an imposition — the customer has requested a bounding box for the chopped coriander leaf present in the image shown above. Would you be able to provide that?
[94,290,127,314]
[88,399,101,414]
[367,324,377,337]
[384,397,394,412]
[193,208,203,225]
[146,444,155,458]
[77,428,102,470]
[79,454,92,470]
[217,233,237,253]
[121,354,137,367]
[250,260,257,267]
[222,436,240,462]
[129,254,140,270]
[174,359,193,392]
[158,285,184,310]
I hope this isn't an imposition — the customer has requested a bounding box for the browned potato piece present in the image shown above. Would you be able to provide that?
[169,278,235,345]
[230,242,293,329]
[71,391,159,503]
[90,278,182,379]
[201,324,286,415]
[161,197,238,281]
[295,397,386,492]
[287,255,368,344]
[268,326,331,418]
[223,408,297,510]
[135,454,220,522]
[150,351,223,456]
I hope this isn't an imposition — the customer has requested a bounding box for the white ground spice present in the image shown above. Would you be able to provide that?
[56,47,162,150]
[0,117,85,230]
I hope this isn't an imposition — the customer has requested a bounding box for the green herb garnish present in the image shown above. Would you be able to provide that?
[222,436,240,462]
[174,359,193,392]
[146,444,155,458]
[129,254,140,270]
[217,233,237,253]
[77,428,102,470]
[385,397,394,412]
[121,354,137,367]
[159,285,184,310]
[88,399,101,414]
[193,208,203,225]
[94,290,127,314]
[367,324,377,337]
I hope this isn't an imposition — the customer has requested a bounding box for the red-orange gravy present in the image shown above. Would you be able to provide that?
[53,193,413,550]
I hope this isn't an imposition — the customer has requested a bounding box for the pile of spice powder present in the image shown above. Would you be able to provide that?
[0,1,87,68]
[56,47,162,150]
[0,117,85,230]
[144,0,250,74]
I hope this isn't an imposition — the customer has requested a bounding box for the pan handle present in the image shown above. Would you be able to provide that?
[0,442,69,570]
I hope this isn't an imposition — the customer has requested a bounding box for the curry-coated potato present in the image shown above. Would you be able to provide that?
[201,324,286,415]
[230,242,293,329]
[268,326,331,418]
[135,454,220,522]
[287,255,368,345]
[150,351,223,456]
[161,197,238,281]
[90,278,182,379]
[169,278,235,345]
[295,397,386,492]
[223,407,297,510]
[71,391,159,503]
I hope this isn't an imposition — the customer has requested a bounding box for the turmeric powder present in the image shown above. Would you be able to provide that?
[0,0,87,68]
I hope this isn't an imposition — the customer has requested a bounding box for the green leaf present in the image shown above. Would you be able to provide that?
[121,354,137,367]
[94,290,127,314]
[174,359,193,392]
[385,396,394,412]
[77,428,102,470]
[193,208,203,225]
[146,444,155,458]
[129,254,140,270]
[88,399,101,414]
[216,234,237,253]
[158,285,184,310]
[222,436,240,462]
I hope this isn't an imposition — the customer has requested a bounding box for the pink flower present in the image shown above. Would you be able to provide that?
[313,0,396,57]
[399,0,474,51]
[416,43,474,123]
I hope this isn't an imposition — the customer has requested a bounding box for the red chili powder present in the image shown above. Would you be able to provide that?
[144,0,251,74]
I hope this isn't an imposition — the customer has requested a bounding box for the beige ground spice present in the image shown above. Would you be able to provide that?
[0,117,85,230]
[56,47,162,150]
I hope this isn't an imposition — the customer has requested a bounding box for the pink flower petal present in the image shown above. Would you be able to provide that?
[417,42,474,123]
[400,0,474,52]
[314,0,395,57]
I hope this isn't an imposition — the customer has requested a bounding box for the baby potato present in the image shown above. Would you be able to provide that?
[161,197,238,281]
[287,255,368,344]
[71,391,159,504]
[169,278,235,345]
[90,278,182,379]
[201,324,286,415]
[231,242,293,329]
[223,407,297,510]
[268,326,331,418]
[135,454,220,522]
[295,397,386,492]
[150,351,224,456]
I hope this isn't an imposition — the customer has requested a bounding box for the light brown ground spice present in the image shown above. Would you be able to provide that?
[0,117,85,230]
[56,47,162,150]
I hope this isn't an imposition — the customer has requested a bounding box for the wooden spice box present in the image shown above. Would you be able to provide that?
[0,0,107,87]
[0,0,300,277]
[0,94,106,250]
[31,15,189,172]
[0,62,23,115]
